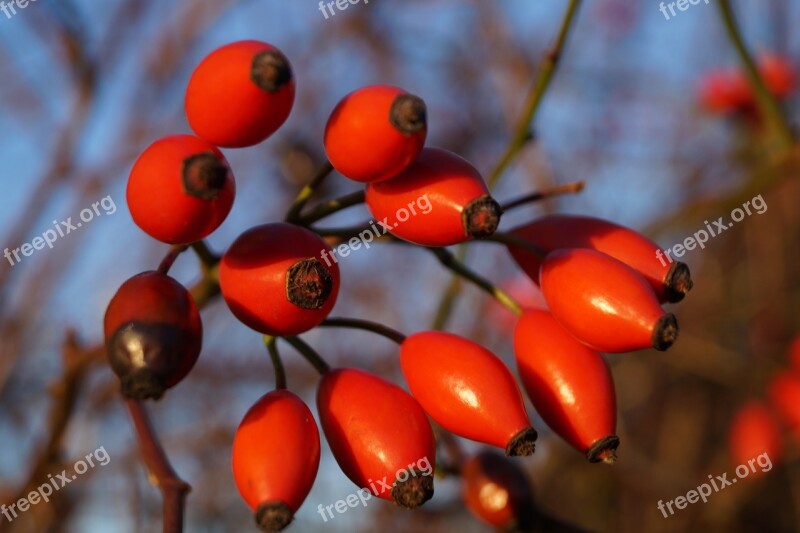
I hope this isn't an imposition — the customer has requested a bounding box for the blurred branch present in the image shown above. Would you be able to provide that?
[717,0,794,152]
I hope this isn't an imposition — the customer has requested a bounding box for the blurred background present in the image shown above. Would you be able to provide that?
[1,0,800,531]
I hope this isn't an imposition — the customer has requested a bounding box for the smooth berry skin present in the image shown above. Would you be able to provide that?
[186,40,295,148]
[317,368,436,507]
[365,147,500,247]
[514,310,618,462]
[728,400,782,469]
[767,371,800,435]
[400,331,536,455]
[539,249,678,353]
[462,450,535,530]
[127,134,235,245]
[103,271,202,400]
[219,223,340,337]
[325,85,427,183]
[508,215,692,303]
[232,390,320,531]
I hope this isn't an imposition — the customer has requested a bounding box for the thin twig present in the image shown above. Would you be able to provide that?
[485,231,547,259]
[319,317,406,344]
[282,336,331,375]
[263,336,287,390]
[284,161,335,223]
[298,190,366,225]
[157,245,188,275]
[125,400,191,533]
[500,181,585,211]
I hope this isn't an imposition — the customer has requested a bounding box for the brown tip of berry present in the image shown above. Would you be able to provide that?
[389,93,427,134]
[251,50,293,93]
[462,195,503,239]
[505,426,538,457]
[255,501,294,532]
[182,152,229,200]
[120,368,166,401]
[286,258,334,310]
[664,261,693,303]
[652,313,678,351]
[391,472,434,509]
[586,435,620,464]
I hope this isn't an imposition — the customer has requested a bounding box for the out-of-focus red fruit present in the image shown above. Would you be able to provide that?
[539,249,678,353]
[728,400,782,470]
[508,215,693,303]
[767,371,800,434]
[759,53,795,99]
[462,450,536,530]
[514,310,619,463]
[698,70,751,114]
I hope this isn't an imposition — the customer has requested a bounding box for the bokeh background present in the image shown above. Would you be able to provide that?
[1,0,800,531]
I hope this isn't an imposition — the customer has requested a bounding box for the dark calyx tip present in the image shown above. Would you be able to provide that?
[286,258,334,310]
[120,369,165,401]
[505,426,538,457]
[463,195,503,239]
[653,313,679,351]
[182,152,229,200]
[664,261,693,303]
[251,50,293,93]
[255,501,294,532]
[391,473,434,509]
[586,435,620,464]
[389,93,427,134]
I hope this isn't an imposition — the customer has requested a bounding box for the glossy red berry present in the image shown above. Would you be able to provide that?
[324,85,427,183]
[317,368,436,508]
[508,215,693,303]
[103,271,202,400]
[514,310,619,463]
[462,450,536,531]
[539,249,678,353]
[365,148,502,246]
[185,40,295,147]
[127,135,235,244]
[232,390,320,532]
[219,223,340,336]
[400,331,537,456]
[728,400,782,469]
[767,371,800,434]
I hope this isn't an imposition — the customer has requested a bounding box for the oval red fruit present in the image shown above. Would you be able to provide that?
[185,40,295,147]
[539,248,678,353]
[219,223,340,336]
[365,148,502,246]
[232,390,320,532]
[127,134,235,244]
[514,310,619,463]
[325,85,427,183]
[400,331,537,455]
[104,271,202,400]
[317,368,436,508]
[767,371,800,435]
[728,400,781,471]
[508,215,693,303]
[462,450,536,530]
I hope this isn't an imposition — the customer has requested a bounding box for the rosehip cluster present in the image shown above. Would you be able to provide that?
[728,336,800,469]
[102,39,694,532]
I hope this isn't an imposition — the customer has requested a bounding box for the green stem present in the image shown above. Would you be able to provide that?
[486,231,547,259]
[263,336,287,390]
[716,0,794,150]
[319,317,406,344]
[430,246,469,331]
[190,241,219,272]
[282,336,330,375]
[299,190,366,225]
[486,0,583,188]
[285,161,335,223]
[429,248,523,316]
[157,245,188,275]
[501,181,585,211]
